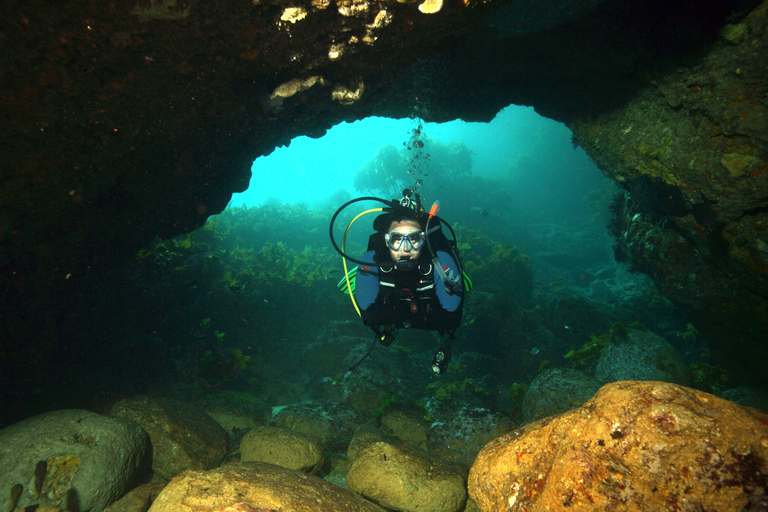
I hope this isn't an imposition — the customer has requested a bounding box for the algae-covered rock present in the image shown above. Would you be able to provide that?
[0,409,150,512]
[427,407,515,469]
[380,408,430,449]
[347,425,390,462]
[103,475,168,512]
[346,441,467,512]
[240,426,324,474]
[273,401,362,452]
[199,390,271,434]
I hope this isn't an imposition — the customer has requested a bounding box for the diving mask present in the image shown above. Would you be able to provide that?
[385,229,425,251]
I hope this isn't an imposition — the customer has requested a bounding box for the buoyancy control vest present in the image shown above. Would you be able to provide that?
[355,229,464,332]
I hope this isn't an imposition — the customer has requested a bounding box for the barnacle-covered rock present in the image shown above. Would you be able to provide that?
[332,80,365,104]
[337,0,369,17]
[270,76,324,101]
[280,6,308,23]
[131,0,191,21]
[521,367,602,424]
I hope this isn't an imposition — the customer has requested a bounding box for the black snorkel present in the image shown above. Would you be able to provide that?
[329,188,464,282]
[329,195,393,267]
[328,189,424,268]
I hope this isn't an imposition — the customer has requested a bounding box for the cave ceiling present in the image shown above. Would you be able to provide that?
[1,0,767,391]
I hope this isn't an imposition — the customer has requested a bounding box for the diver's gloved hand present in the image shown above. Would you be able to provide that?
[431,346,451,375]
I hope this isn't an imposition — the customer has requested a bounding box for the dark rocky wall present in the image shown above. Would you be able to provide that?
[1,0,766,421]
[570,1,768,384]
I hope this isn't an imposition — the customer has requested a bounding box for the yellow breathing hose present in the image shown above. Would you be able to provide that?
[342,208,384,317]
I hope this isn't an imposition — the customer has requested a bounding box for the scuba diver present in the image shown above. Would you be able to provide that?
[329,190,471,375]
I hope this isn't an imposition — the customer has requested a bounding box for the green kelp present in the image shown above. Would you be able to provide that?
[564,321,639,369]
[455,225,532,301]
[690,362,729,395]
[352,137,472,197]
[426,377,489,401]
[132,202,343,394]
[136,203,338,296]
[425,362,489,401]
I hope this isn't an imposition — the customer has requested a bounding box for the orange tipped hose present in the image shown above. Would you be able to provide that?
[428,201,440,218]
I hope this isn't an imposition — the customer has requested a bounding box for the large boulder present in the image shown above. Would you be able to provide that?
[198,390,271,434]
[239,426,324,474]
[571,1,768,383]
[0,409,150,512]
[110,396,227,480]
[469,381,768,512]
[346,441,467,512]
[347,425,391,461]
[147,462,385,512]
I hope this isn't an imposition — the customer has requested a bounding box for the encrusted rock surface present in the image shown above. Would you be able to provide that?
[272,401,363,452]
[427,407,515,469]
[147,461,385,512]
[103,475,168,512]
[468,380,768,512]
[199,396,270,435]
[110,396,227,480]
[0,409,150,512]
[380,408,431,449]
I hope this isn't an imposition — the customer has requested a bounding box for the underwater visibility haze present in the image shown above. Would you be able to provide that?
[2,106,767,512]
[6,102,745,421]
[3,103,757,429]
[5,0,768,509]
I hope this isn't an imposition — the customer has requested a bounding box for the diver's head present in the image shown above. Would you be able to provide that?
[384,207,425,265]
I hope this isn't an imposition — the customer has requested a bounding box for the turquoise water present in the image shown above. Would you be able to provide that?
[232,105,583,208]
